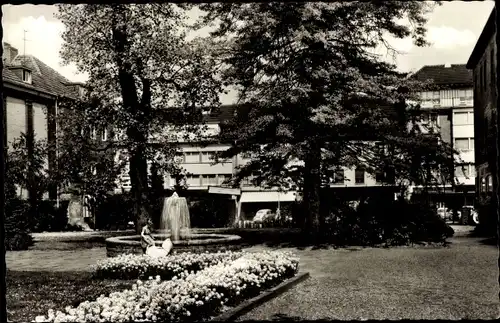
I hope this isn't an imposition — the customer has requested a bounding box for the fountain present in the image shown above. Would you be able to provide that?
[160,192,190,241]
[105,192,242,257]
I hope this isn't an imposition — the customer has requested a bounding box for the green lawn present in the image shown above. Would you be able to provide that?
[6,271,134,322]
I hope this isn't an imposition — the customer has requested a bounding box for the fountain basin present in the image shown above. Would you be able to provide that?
[106,233,242,257]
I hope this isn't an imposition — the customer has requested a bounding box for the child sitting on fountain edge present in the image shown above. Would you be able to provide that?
[140,220,173,258]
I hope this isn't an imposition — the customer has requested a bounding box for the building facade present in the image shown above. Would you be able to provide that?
[466,7,497,231]
[2,42,82,202]
[411,64,475,208]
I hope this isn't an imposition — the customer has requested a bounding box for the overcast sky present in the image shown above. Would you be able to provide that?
[2,2,495,92]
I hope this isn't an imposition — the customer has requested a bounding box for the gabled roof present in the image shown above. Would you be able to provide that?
[411,64,472,87]
[3,54,79,98]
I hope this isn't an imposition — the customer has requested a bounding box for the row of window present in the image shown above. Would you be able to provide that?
[454,164,476,178]
[479,175,494,193]
[184,174,228,186]
[180,151,231,164]
[420,90,473,101]
[454,137,474,151]
[328,168,393,185]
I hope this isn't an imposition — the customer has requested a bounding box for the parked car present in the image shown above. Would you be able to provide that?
[253,209,275,223]
[437,207,452,221]
[461,205,479,225]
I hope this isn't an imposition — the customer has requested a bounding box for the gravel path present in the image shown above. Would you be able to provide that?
[238,236,499,320]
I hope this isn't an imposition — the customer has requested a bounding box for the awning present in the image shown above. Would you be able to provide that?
[240,191,298,203]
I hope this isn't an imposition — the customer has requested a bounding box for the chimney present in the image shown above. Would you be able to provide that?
[444,63,451,68]
[2,42,19,65]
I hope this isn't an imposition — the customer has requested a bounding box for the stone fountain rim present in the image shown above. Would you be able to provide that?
[106,233,241,246]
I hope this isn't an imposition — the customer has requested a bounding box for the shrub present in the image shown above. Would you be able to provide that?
[321,198,454,246]
[5,196,33,251]
[93,194,136,230]
[31,200,70,232]
[189,197,232,228]
[35,251,299,323]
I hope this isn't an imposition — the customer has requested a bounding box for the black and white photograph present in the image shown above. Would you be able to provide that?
[2,1,499,322]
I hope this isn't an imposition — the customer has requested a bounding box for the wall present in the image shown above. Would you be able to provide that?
[473,29,497,197]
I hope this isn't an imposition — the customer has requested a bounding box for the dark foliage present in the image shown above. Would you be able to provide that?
[189,197,233,228]
[315,198,454,246]
[30,200,71,233]
[5,196,33,251]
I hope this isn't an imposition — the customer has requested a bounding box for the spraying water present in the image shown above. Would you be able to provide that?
[160,192,191,241]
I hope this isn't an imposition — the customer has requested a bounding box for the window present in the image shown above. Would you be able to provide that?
[22,69,32,84]
[454,165,469,178]
[202,175,217,186]
[479,65,483,90]
[355,167,365,184]
[218,175,228,185]
[101,128,108,141]
[90,165,97,175]
[470,165,476,177]
[491,49,495,86]
[486,175,492,192]
[185,152,200,163]
[457,89,466,99]
[201,151,215,163]
[90,127,97,140]
[186,175,200,186]
[454,138,473,150]
[432,91,440,99]
[453,111,473,125]
[465,89,473,99]
[242,177,253,186]
[332,168,344,184]
[483,60,487,89]
[480,177,486,193]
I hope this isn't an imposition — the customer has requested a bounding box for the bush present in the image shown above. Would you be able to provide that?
[321,198,454,246]
[189,197,232,228]
[31,200,70,232]
[5,197,33,251]
[93,194,136,230]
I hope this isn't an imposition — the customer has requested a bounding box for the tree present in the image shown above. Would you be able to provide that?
[199,2,449,238]
[56,4,223,232]
[6,134,52,215]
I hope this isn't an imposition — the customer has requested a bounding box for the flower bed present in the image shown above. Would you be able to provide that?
[34,251,299,322]
[92,251,242,280]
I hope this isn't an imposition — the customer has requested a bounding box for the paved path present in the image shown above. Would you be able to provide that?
[238,236,499,320]
[6,225,479,272]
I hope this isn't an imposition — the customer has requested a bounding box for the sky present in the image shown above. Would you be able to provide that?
[2,2,496,96]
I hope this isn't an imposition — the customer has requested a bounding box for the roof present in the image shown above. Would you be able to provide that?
[411,64,472,87]
[3,54,78,98]
[467,7,496,69]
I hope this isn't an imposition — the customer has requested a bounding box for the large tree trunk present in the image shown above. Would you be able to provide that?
[302,141,322,241]
[112,9,152,234]
[129,146,151,233]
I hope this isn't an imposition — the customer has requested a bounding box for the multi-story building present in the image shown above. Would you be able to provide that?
[411,64,475,208]
[113,102,400,223]
[2,42,83,202]
[466,6,497,231]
